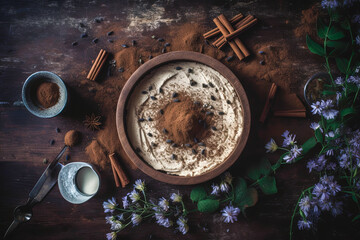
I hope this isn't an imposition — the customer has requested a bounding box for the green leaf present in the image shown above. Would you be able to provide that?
[341,107,356,118]
[352,194,359,203]
[258,176,278,195]
[315,128,323,144]
[306,35,325,56]
[197,199,219,213]
[335,57,349,74]
[190,186,207,203]
[322,89,336,95]
[352,214,360,222]
[247,158,271,181]
[238,188,258,209]
[317,18,328,39]
[328,41,349,57]
[328,26,345,40]
[234,178,248,203]
[302,136,317,155]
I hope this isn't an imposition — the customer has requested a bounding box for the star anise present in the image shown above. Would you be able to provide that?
[83,113,102,130]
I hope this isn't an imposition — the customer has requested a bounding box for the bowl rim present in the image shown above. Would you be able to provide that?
[303,72,331,106]
[116,51,251,185]
[22,71,67,118]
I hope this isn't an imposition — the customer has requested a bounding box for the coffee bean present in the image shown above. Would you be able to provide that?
[147,117,153,121]
[258,50,265,54]
[164,42,170,47]
[72,41,78,46]
[198,142,206,146]
[79,23,85,28]
[161,48,166,53]
[43,158,48,164]
[172,92,178,98]
[108,39,114,43]
[92,38,99,44]
[147,85,152,91]
[259,60,265,65]
[211,126,217,131]
[211,95,216,101]
[171,154,176,160]
[149,55,153,59]
[192,149,197,154]
[138,118,145,122]
[176,66,182,70]
[56,127,60,133]
[185,143,192,148]
[173,99,180,102]
[166,139,173,143]
[160,109,164,115]
[226,56,234,62]
[107,31,114,36]
[227,100,232,104]
[139,58,143,64]
[141,91,148,94]
[151,142,157,147]
[150,96,157,100]
[188,68,193,73]
[194,101,200,105]
[163,128,168,134]
[171,143,178,147]
[50,139,55,145]
[80,33,88,38]
[194,137,199,143]
[159,88,163,93]
[202,84,208,88]
[121,44,128,48]
[198,119,203,124]
[219,111,225,115]
[190,80,197,86]
[117,67,124,73]
[201,149,205,155]
[65,155,70,161]
[132,40,136,46]
[158,38,164,42]
[208,82,215,88]
[147,133,153,137]
[206,111,213,116]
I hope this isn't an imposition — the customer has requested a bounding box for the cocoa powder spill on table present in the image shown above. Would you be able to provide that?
[36,82,59,108]
[157,95,212,145]
[294,5,320,38]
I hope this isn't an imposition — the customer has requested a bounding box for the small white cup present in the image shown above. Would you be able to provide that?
[58,162,100,204]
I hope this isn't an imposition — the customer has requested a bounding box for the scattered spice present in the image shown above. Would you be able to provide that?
[43,158,48,164]
[50,139,55,145]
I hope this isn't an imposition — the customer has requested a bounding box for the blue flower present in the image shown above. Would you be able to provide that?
[176,216,189,234]
[211,184,220,195]
[320,100,338,120]
[299,196,311,216]
[158,197,170,212]
[319,199,332,211]
[307,160,317,173]
[312,183,329,202]
[348,75,360,87]
[220,181,230,193]
[110,221,124,231]
[105,216,115,224]
[356,35,360,46]
[122,196,129,209]
[103,197,118,213]
[134,179,146,191]
[335,76,344,85]
[339,153,350,169]
[221,205,240,223]
[265,138,278,153]
[106,232,117,240]
[326,162,337,171]
[129,190,141,203]
[157,217,173,228]
[131,213,142,226]
[170,192,182,203]
[297,219,312,230]
[311,101,322,115]
[332,201,343,216]
[283,145,302,163]
[321,0,339,8]
[282,130,297,147]
[310,122,322,132]
[326,149,334,156]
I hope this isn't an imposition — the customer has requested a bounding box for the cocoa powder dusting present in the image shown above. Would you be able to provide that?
[294,5,320,38]
[157,95,212,145]
[36,82,59,108]
[85,140,108,170]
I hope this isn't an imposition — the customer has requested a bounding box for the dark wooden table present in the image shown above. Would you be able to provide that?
[1,0,359,240]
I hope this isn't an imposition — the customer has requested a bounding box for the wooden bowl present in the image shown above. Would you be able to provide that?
[116,51,250,185]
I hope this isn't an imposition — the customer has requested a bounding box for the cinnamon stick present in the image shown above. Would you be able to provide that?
[111,163,121,187]
[273,110,307,118]
[203,13,243,39]
[91,52,108,81]
[225,18,258,41]
[213,18,244,60]
[260,83,278,123]
[218,14,250,57]
[215,15,256,48]
[108,153,130,188]
[87,49,105,80]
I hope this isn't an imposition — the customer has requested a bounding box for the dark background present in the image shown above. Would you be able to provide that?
[1,0,359,240]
